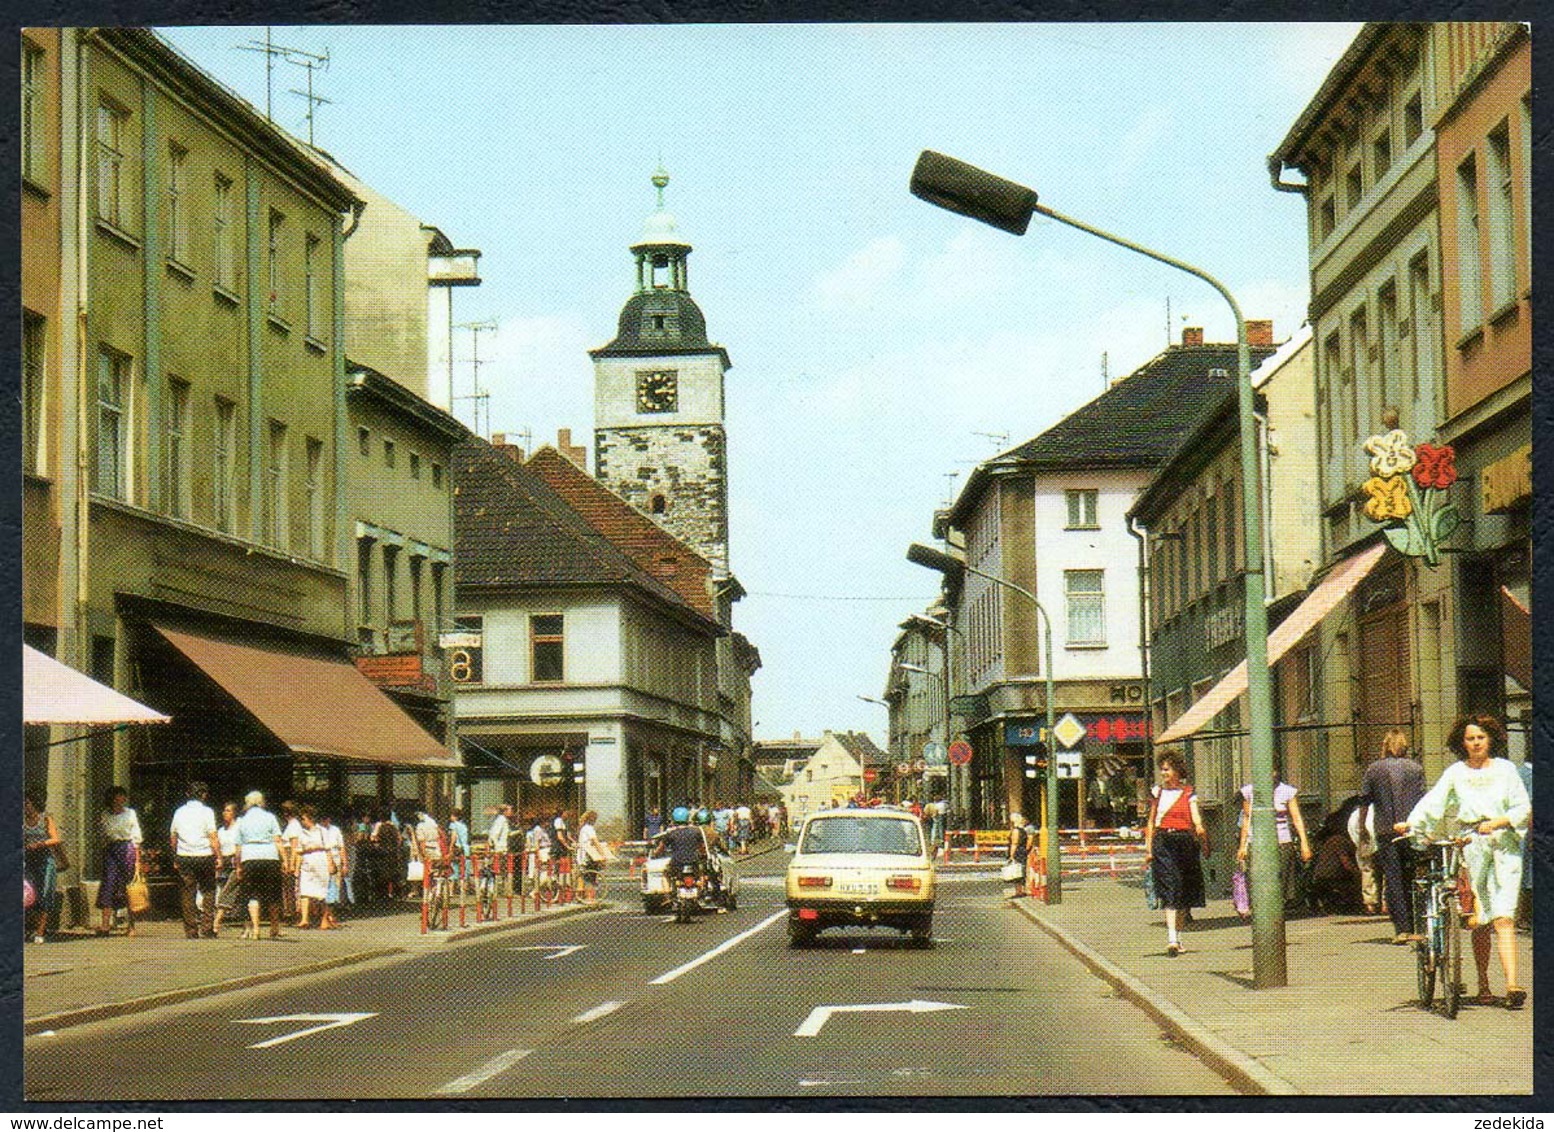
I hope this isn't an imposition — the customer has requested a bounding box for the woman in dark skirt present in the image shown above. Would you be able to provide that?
[96,786,143,936]
[1144,749,1208,956]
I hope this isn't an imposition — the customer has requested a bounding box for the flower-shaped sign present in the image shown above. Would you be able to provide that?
[1362,429,1459,566]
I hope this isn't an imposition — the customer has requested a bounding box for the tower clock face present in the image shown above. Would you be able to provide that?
[636,370,678,413]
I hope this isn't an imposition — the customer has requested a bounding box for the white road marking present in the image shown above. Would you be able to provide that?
[649,909,786,985]
[851,947,867,954]
[794,999,966,1038]
[571,1000,626,1024]
[237,1012,378,1049]
[798,1079,864,1087]
[504,944,587,959]
[433,1048,532,1095]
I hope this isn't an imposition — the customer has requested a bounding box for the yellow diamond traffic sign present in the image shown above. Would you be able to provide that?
[1052,712,1087,750]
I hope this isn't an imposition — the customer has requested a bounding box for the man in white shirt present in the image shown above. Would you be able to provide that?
[169,781,221,939]
[487,804,513,858]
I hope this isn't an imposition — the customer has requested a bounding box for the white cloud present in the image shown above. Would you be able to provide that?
[812,234,906,309]
[1111,104,1174,181]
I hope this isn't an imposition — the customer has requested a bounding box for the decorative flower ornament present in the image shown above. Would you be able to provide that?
[1361,428,1458,567]
[1411,443,1458,491]
[1364,429,1418,477]
[1361,476,1412,522]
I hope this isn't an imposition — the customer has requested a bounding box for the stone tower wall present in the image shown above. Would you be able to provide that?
[594,424,728,574]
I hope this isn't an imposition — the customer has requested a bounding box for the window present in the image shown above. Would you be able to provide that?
[1456,154,1483,331]
[164,377,189,518]
[1322,331,1342,461]
[1521,98,1532,282]
[1403,92,1423,147]
[23,311,45,475]
[305,437,324,559]
[1372,128,1392,181]
[1345,163,1363,210]
[357,538,374,625]
[409,452,420,480]
[95,348,129,499]
[96,100,129,228]
[357,426,370,457]
[1222,483,1238,575]
[265,420,288,548]
[165,143,189,265]
[1348,308,1368,439]
[22,41,43,185]
[531,614,565,681]
[383,439,396,468]
[431,563,446,630]
[1064,569,1105,646]
[409,555,423,623]
[382,544,399,622]
[1486,124,1518,311]
[1205,493,1219,584]
[650,494,667,515]
[214,174,235,291]
[213,397,236,533]
[1065,488,1099,529]
[267,209,284,313]
[1318,196,1335,240]
[1377,281,1399,416]
[1409,254,1434,406]
[304,232,321,339]
[431,462,443,490]
[1189,509,1202,599]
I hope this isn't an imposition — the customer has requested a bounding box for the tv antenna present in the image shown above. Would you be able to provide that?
[942,470,960,506]
[1101,350,1109,392]
[971,430,1009,452]
[237,29,328,127]
[284,46,332,146]
[454,319,498,438]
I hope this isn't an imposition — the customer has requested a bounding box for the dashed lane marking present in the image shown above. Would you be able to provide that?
[571,1000,626,1024]
[649,910,786,986]
[434,1048,533,1095]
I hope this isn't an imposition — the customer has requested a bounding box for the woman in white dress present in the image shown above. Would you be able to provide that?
[1401,715,1530,1009]
[294,805,331,928]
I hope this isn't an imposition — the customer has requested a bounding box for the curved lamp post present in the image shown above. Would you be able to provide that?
[907,542,1060,904]
[908,150,1283,985]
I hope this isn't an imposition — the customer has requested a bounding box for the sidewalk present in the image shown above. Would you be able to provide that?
[1015,877,1534,1095]
[24,895,605,1036]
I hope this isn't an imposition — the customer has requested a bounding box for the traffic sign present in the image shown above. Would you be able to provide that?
[896,762,912,776]
[922,741,947,765]
[912,759,927,773]
[947,740,973,766]
[862,767,878,783]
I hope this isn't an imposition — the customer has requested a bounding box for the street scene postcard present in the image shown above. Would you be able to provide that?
[17,20,1537,1106]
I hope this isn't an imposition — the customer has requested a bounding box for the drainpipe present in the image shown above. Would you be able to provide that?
[1266,156,1310,196]
[1126,513,1152,759]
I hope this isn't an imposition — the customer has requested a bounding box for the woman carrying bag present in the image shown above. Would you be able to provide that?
[1144,750,1208,957]
[96,786,144,936]
[1001,813,1029,902]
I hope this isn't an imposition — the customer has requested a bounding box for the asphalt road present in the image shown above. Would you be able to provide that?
[25,855,1236,1100]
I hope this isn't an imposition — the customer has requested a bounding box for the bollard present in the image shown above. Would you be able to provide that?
[505,852,515,918]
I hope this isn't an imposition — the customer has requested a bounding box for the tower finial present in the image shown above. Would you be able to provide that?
[651,162,670,209]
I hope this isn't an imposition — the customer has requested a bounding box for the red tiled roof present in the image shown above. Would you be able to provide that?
[525,446,718,621]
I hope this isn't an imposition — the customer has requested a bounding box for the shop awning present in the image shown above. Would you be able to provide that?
[23,645,171,726]
[1157,542,1388,744]
[153,625,458,768]
[1501,586,1531,691]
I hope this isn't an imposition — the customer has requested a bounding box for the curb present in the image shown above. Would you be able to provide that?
[23,947,405,1037]
[1011,900,1300,1096]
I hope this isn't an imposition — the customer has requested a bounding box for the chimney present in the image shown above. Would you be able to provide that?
[1246,319,1274,348]
[1182,327,1204,347]
[556,428,588,470]
[488,433,523,462]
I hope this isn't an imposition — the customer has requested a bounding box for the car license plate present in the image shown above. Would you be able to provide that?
[840,882,874,894]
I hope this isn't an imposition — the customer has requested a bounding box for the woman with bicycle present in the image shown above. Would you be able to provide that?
[1398,714,1530,1010]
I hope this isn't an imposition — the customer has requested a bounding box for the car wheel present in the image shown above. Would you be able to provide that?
[725,889,738,911]
[642,897,662,915]
[788,918,814,948]
[909,916,933,948]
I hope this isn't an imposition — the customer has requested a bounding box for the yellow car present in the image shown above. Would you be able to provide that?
[784,807,937,947]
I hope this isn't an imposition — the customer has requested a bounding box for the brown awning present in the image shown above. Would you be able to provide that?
[1501,586,1531,691]
[23,645,171,726]
[153,625,458,769]
[1157,543,1388,743]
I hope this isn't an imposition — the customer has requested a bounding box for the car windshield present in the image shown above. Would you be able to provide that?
[799,816,921,856]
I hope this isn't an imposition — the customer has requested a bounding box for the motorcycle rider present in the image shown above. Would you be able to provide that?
[693,808,730,909]
[660,806,706,889]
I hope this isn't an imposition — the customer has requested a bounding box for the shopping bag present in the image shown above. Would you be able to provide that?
[406,859,425,884]
[1231,868,1251,917]
[999,860,1024,883]
[24,877,36,909]
[1143,865,1162,910]
[125,869,151,914]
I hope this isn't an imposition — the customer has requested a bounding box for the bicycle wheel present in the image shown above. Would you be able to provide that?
[1414,880,1435,1008]
[1442,893,1463,1019]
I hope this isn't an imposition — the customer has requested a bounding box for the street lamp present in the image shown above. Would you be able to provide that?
[909,150,1283,984]
[898,661,948,811]
[907,542,1061,904]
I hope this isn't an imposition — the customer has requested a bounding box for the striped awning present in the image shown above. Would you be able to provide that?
[1156,543,1388,744]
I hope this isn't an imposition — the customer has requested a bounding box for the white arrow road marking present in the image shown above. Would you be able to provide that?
[794,999,966,1038]
[434,1048,532,1095]
[571,1000,625,1024]
[504,944,587,959]
[649,909,785,985]
[236,1012,378,1049]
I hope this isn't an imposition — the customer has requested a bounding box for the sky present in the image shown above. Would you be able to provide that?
[159,22,1362,746]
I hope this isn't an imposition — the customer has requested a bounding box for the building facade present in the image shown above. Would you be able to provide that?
[778,731,885,825]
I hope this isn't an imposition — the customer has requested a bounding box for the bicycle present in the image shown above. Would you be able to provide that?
[1407,833,1477,1019]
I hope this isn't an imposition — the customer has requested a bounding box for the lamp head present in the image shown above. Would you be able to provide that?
[910,150,1038,236]
[907,542,963,575]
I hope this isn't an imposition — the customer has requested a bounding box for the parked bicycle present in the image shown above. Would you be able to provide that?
[1407,833,1478,1019]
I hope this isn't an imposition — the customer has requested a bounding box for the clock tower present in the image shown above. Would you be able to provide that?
[591,168,732,576]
